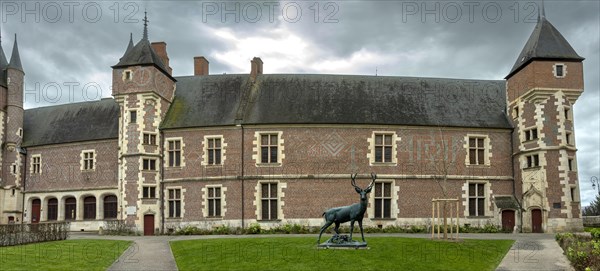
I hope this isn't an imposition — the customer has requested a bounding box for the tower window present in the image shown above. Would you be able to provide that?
[564,108,571,120]
[525,154,540,168]
[554,64,566,78]
[124,70,132,81]
[130,111,137,123]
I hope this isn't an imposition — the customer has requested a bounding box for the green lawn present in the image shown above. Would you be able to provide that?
[170,237,514,271]
[0,239,131,271]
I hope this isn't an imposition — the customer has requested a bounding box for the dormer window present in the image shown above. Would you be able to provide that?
[553,64,566,78]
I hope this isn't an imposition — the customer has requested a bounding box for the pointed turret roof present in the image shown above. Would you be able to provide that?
[0,33,9,87]
[506,16,584,79]
[8,33,23,72]
[0,35,8,69]
[112,12,170,77]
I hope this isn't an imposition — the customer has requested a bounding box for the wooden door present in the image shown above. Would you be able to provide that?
[502,210,515,232]
[31,199,41,224]
[144,215,154,236]
[531,209,543,233]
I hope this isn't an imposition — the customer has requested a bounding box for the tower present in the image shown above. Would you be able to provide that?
[111,13,176,232]
[0,34,25,224]
[506,12,584,232]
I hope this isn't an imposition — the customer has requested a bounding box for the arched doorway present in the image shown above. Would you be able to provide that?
[31,199,41,223]
[502,210,515,232]
[531,208,543,233]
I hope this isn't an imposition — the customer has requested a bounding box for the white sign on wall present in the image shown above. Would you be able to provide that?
[126,206,137,216]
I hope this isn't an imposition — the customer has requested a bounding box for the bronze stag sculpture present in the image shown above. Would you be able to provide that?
[317,173,376,244]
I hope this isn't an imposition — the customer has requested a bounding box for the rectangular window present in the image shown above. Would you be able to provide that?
[568,158,575,171]
[564,108,571,120]
[566,132,573,145]
[207,138,222,165]
[260,134,278,164]
[143,158,156,171]
[468,183,485,216]
[124,70,132,80]
[468,137,485,165]
[168,140,182,167]
[513,107,519,118]
[130,111,137,123]
[143,133,157,145]
[524,128,538,141]
[571,187,577,202]
[556,64,564,77]
[374,182,392,218]
[526,154,540,168]
[374,134,393,163]
[208,187,222,217]
[83,151,94,170]
[261,183,278,220]
[168,188,181,218]
[32,156,41,174]
[143,186,156,198]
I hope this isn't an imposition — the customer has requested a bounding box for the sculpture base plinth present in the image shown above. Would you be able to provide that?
[317,234,369,249]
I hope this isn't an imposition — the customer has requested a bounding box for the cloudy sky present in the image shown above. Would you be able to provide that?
[2,1,598,205]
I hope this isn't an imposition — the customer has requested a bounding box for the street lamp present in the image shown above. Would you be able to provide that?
[592,176,599,195]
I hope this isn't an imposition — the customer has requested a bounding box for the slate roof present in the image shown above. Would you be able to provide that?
[112,38,170,77]
[162,74,511,129]
[22,99,119,147]
[8,34,22,71]
[0,40,8,87]
[506,17,584,79]
[494,195,521,210]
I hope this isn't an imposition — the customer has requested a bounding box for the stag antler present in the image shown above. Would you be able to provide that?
[351,173,359,189]
[367,172,377,189]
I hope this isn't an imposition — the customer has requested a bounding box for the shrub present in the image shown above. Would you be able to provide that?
[556,232,600,271]
[246,223,261,234]
[0,222,70,246]
[103,220,139,236]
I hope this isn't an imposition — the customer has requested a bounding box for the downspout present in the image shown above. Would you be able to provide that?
[510,127,523,232]
[240,124,245,229]
[21,148,27,223]
[160,130,165,234]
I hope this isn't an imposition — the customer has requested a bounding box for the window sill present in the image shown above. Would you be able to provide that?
[256,163,282,167]
[166,217,182,220]
[522,139,538,143]
[82,169,95,172]
[166,166,183,170]
[466,164,490,168]
[370,162,397,167]
[205,216,223,220]
[370,218,396,221]
[204,164,224,168]
[523,166,541,171]
[256,219,282,222]
[141,170,158,172]
[465,216,493,219]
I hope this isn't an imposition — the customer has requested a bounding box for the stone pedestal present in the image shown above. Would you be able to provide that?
[317,234,369,249]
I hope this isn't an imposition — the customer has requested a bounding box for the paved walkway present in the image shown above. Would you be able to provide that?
[68,232,573,271]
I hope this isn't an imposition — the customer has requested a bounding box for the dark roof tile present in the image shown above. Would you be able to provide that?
[23,99,119,147]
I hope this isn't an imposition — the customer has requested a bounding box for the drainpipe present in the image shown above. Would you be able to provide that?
[239,124,245,229]
[510,129,523,232]
[21,148,27,223]
[160,130,165,234]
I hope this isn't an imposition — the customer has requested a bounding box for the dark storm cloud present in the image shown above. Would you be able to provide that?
[1,1,598,204]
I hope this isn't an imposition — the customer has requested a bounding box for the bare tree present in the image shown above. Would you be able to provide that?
[427,128,456,239]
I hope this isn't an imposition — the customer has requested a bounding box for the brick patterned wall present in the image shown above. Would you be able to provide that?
[507,60,583,102]
[24,140,118,192]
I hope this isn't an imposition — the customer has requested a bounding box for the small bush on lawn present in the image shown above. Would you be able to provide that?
[556,232,600,271]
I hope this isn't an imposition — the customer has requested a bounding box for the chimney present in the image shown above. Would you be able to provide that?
[250,57,263,80]
[194,56,209,76]
[151,42,172,74]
